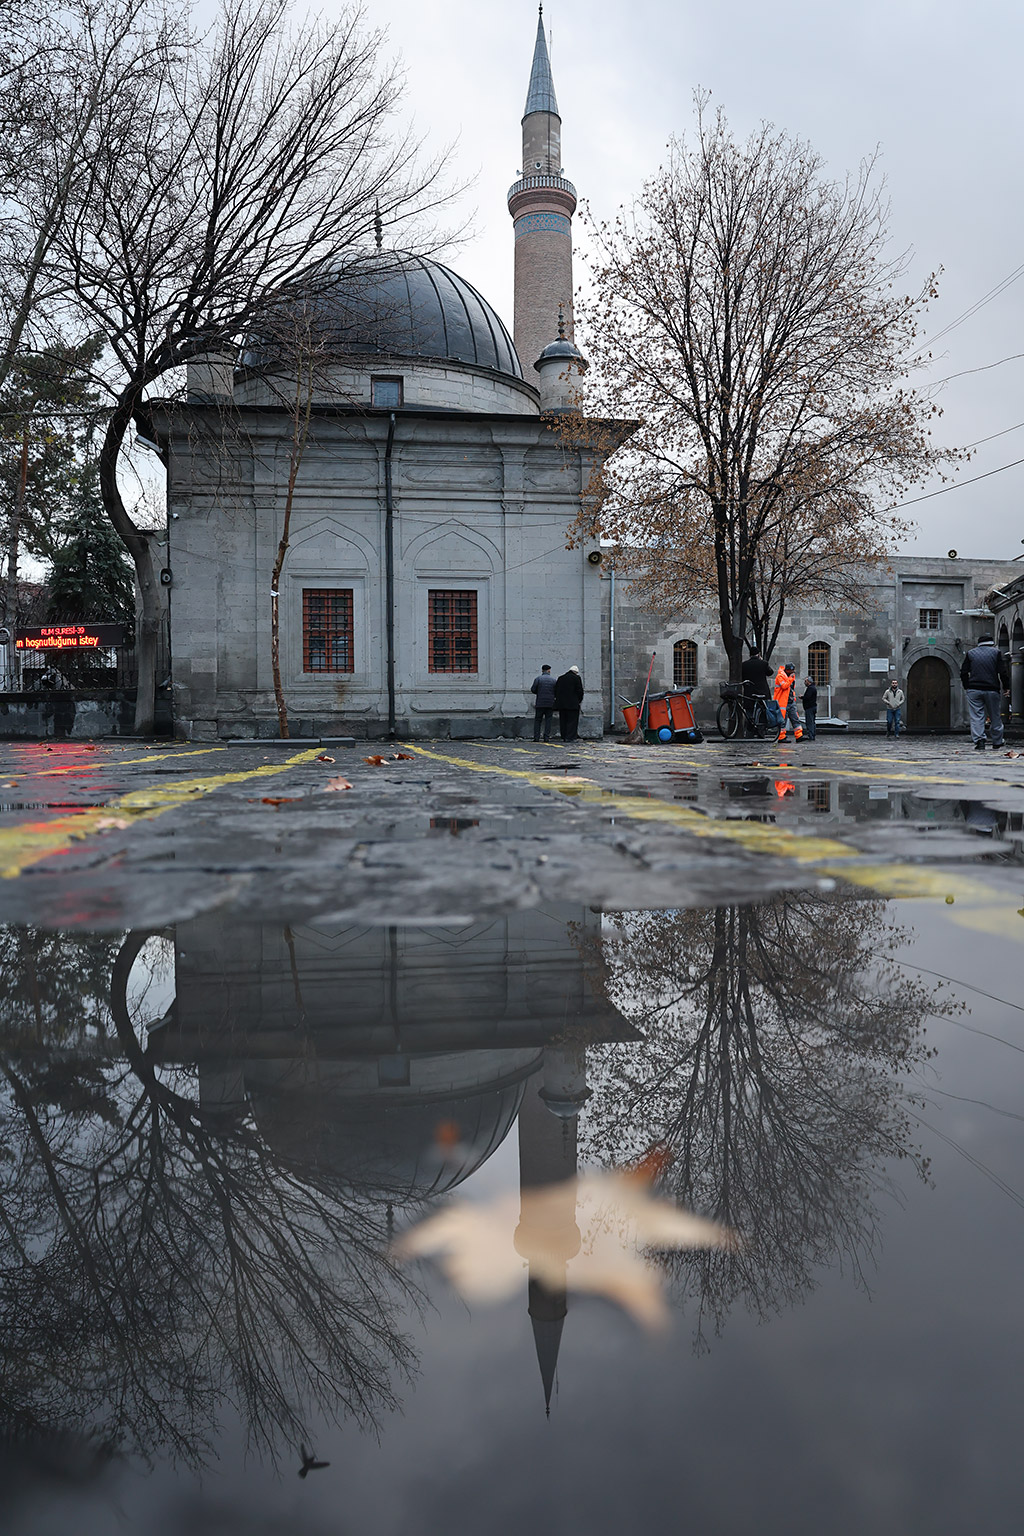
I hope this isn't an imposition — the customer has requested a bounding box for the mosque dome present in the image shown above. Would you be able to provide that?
[273,253,523,380]
[244,1048,538,1203]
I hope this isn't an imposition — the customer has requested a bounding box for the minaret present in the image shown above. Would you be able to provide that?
[514,1045,589,1414]
[508,6,577,378]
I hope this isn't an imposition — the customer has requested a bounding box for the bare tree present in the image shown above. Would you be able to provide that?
[580,896,952,1342]
[8,0,451,731]
[564,96,954,681]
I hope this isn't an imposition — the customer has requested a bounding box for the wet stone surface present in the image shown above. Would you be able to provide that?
[2,735,1024,1534]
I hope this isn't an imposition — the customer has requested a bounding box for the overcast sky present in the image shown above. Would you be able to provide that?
[324,0,1024,562]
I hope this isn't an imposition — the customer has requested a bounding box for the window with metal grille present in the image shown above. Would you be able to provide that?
[428,590,478,673]
[808,641,831,686]
[371,376,403,409]
[302,588,354,673]
[672,639,697,687]
[919,608,942,630]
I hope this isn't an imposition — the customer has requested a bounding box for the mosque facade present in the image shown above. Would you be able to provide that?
[151,11,612,742]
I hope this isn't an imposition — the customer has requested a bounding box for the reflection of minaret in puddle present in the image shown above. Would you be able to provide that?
[514,1045,590,1415]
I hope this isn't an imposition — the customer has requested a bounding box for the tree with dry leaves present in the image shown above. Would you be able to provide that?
[4,0,451,731]
[565,97,953,679]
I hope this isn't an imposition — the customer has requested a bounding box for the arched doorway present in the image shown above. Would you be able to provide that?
[907,656,951,731]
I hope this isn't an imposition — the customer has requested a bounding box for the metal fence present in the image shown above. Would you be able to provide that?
[0,646,138,694]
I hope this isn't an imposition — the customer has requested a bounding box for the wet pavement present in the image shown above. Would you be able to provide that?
[2,734,1024,1533]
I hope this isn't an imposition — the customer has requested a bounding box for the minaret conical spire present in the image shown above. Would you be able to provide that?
[525,6,558,118]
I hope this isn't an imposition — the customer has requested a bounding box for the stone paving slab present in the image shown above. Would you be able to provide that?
[2,735,1023,931]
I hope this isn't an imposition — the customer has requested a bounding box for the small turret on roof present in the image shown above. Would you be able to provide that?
[525,5,558,118]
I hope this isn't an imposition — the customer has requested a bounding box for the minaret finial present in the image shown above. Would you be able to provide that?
[374,201,383,252]
[557,304,566,340]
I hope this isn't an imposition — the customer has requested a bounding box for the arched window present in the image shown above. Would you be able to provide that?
[1013,617,1024,654]
[998,623,1010,652]
[808,641,831,687]
[673,639,698,688]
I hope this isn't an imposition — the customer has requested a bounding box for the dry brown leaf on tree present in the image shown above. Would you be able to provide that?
[393,1169,736,1330]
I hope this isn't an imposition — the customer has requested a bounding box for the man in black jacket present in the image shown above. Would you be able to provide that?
[554,665,584,741]
[960,635,1010,749]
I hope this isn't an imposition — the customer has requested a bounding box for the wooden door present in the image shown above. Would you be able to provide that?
[907,656,951,731]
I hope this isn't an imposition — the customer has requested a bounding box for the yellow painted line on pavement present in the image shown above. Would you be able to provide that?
[400,743,1024,938]
[0,748,323,879]
[33,746,228,777]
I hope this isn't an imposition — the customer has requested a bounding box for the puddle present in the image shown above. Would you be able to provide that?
[2,892,1023,1533]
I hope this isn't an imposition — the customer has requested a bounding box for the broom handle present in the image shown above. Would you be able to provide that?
[638,650,656,728]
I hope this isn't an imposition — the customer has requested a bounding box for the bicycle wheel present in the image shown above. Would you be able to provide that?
[752,701,769,738]
[716,699,740,739]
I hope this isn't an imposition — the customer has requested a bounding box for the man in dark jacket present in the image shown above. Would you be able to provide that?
[960,635,1010,749]
[741,644,773,699]
[530,664,557,742]
[801,677,818,740]
[554,665,584,741]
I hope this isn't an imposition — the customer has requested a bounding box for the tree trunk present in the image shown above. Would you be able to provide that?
[4,428,29,632]
[98,391,159,735]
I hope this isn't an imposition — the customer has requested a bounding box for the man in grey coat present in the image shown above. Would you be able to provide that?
[959,635,1010,749]
[530,664,557,742]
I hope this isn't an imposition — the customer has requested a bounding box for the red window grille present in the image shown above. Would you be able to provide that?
[428,590,478,673]
[302,589,354,673]
[673,639,697,687]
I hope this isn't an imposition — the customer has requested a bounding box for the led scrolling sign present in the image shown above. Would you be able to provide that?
[15,624,126,653]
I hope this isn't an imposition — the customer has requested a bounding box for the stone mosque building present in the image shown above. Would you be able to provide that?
[153,9,614,742]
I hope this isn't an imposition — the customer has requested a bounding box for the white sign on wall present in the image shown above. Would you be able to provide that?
[869,657,891,673]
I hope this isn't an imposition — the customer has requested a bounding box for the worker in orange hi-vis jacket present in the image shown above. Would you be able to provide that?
[773,663,803,742]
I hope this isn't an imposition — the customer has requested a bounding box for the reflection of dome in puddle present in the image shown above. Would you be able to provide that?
[244,1049,539,1201]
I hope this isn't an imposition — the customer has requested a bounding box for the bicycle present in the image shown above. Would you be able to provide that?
[716,685,769,740]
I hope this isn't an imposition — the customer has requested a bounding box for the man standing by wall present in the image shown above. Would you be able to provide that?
[882,678,905,739]
[554,665,584,742]
[801,677,818,740]
[960,635,1010,750]
[530,664,557,742]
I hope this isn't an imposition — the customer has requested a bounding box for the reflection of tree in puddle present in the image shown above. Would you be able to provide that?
[0,927,417,1470]
[580,896,951,1343]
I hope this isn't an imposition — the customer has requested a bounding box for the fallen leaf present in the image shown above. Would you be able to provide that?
[1004,750,1020,758]
[393,752,415,761]
[321,776,352,792]
[365,752,414,765]
[394,1167,735,1331]
[1,781,17,788]
[261,796,299,806]
[364,755,387,765]
[316,753,335,762]
[95,817,132,830]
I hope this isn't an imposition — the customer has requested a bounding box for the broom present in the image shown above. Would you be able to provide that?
[627,650,657,744]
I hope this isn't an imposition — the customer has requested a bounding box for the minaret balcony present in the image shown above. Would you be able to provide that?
[508,172,577,201]
[508,173,577,220]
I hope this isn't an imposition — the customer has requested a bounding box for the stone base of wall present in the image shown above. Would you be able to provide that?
[179,712,606,742]
[0,691,142,739]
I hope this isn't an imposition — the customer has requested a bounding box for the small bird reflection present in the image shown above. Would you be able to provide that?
[298,1445,331,1477]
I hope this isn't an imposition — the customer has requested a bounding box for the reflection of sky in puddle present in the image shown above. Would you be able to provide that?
[2,894,1024,1534]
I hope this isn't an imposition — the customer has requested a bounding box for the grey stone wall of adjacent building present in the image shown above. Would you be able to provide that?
[601,556,1024,733]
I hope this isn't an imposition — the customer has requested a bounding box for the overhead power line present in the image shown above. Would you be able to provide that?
[964,418,1024,450]
[891,454,1024,510]
[926,259,1024,349]
[932,351,1024,386]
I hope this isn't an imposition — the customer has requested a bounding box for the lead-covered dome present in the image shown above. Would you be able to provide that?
[301,253,523,379]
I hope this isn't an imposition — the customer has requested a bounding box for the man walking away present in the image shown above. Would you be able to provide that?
[742,643,774,734]
[554,665,584,742]
[960,635,1010,749]
[530,664,557,742]
[801,677,818,740]
[774,663,802,742]
[882,678,905,739]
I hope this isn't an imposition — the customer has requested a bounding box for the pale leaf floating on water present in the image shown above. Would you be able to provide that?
[393,1167,736,1330]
